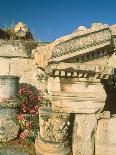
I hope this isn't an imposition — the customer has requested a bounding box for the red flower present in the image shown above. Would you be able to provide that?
[25,121,31,128]
[29,108,36,114]
[34,105,39,110]
[21,100,27,112]
[17,113,23,121]
[19,130,29,140]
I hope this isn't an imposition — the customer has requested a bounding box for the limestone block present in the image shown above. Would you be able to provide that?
[0,58,10,75]
[51,79,106,113]
[48,77,61,93]
[0,56,47,91]
[72,114,97,155]
[108,53,116,68]
[19,66,46,91]
[60,79,104,94]
[9,58,47,90]
[95,117,116,155]
[96,111,110,119]
[52,92,106,114]
[10,58,34,76]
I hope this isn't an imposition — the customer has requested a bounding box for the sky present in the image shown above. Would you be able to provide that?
[0,0,116,42]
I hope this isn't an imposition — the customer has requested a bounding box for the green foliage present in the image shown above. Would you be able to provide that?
[101,74,116,93]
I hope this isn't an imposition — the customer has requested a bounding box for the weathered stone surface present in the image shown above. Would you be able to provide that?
[0,57,47,91]
[35,134,71,155]
[0,39,39,57]
[0,40,28,57]
[0,58,10,75]
[48,62,113,75]
[0,75,19,101]
[0,149,29,155]
[52,93,105,114]
[39,107,70,143]
[35,107,72,155]
[48,77,61,92]
[96,111,110,119]
[95,117,116,155]
[72,114,97,155]
[0,107,19,142]
[10,58,34,76]
[51,78,106,114]
[0,36,47,92]
[51,27,111,60]
[0,139,36,155]
[110,24,116,36]
[108,53,116,68]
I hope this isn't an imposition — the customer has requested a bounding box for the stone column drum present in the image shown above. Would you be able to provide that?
[35,107,72,155]
[0,106,19,142]
[0,75,19,101]
[0,75,20,142]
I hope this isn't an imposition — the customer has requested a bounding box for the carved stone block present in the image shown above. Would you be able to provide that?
[51,78,106,114]
[35,107,72,155]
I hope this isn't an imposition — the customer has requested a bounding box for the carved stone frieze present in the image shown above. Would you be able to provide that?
[33,23,112,68]
[51,28,111,58]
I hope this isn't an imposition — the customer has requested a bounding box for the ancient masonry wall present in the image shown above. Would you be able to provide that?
[0,40,47,91]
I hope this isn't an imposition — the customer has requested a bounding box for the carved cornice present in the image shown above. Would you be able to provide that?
[47,63,113,79]
[50,26,111,62]
[33,23,113,69]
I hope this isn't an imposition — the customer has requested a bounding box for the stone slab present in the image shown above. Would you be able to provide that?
[51,92,106,114]
[96,117,116,155]
[50,78,106,114]
[72,114,97,155]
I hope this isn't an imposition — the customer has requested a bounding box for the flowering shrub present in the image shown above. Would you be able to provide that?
[17,87,41,114]
[17,87,41,141]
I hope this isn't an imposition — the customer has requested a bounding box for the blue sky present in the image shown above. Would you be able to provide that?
[0,0,116,41]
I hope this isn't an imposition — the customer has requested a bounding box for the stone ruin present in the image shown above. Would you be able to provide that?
[0,22,116,155]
